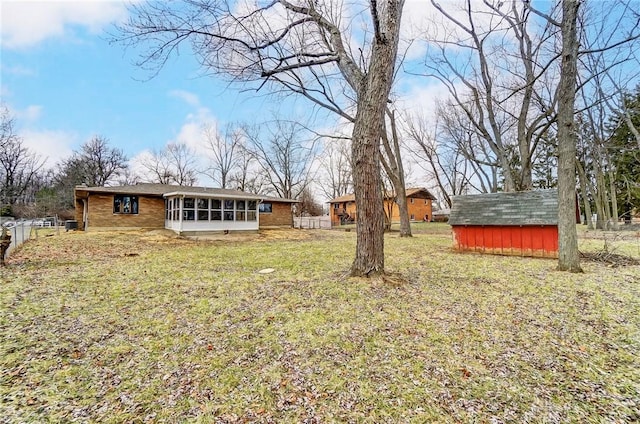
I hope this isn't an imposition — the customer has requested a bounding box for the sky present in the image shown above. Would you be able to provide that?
[0,0,467,197]
[1,1,303,170]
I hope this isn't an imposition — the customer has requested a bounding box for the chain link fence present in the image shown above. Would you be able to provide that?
[3,217,61,256]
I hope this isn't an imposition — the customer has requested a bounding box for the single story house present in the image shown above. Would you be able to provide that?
[449,189,564,258]
[328,187,437,226]
[74,183,298,235]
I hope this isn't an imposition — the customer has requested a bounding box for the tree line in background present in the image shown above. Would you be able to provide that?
[0,106,328,219]
[2,1,639,275]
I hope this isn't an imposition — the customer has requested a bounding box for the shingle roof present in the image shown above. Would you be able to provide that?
[74,183,298,202]
[448,190,558,226]
[328,187,437,203]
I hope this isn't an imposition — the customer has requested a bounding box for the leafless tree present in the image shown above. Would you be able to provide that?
[527,0,640,271]
[115,0,406,277]
[317,138,352,201]
[202,123,242,189]
[227,142,266,194]
[243,120,317,200]
[404,111,476,208]
[380,108,411,236]
[66,136,128,187]
[141,142,198,186]
[297,186,324,216]
[0,106,45,209]
[553,0,582,272]
[422,0,557,192]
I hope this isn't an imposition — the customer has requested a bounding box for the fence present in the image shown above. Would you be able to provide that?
[4,217,61,256]
[293,215,332,229]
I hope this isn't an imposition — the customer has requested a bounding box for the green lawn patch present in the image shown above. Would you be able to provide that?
[1,228,639,422]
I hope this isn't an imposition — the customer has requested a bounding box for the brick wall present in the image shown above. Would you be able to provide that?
[259,201,293,228]
[86,194,165,230]
[405,198,433,221]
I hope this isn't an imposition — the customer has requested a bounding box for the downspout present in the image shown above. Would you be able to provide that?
[82,199,88,230]
[179,195,184,234]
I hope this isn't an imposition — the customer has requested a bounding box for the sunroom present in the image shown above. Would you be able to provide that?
[164,190,262,234]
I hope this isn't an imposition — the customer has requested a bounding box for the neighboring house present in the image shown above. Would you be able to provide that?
[74,183,298,235]
[448,189,564,258]
[328,187,437,226]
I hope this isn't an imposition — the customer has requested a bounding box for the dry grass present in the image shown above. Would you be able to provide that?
[1,226,639,423]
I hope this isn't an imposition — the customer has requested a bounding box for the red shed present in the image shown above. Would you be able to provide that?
[449,190,560,258]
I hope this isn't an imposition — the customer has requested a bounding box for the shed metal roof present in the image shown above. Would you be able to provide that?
[449,189,558,226]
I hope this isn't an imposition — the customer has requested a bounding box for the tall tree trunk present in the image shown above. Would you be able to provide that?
[608,169,619,229]
[556,0,582,272]
[576,160,594,229]
[380,109,411,237]
[595,164,611,228]
[350,4,403,276]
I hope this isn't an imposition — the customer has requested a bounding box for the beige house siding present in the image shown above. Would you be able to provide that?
[259,202,293,227]
[85,194,165,230]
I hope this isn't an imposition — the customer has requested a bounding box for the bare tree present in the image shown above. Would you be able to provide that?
[228,143,266,194]
[380,109,411,236]
[50,136,127,210]
[243,120,317,200]
[141,142,198,186]
[67,136,128,187]
[202,123,241,189]
[539,0,582,272]
[0,106,45,209]
[404,111,474,208]
[318,138,352,201]
[116,0,406,277]
[423,0,557,192]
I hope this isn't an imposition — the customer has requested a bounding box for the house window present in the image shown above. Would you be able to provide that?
[114,195,138,214]
[410,198,414,204]
[410,214,415,220]
[333,203,339,209]
[197,198,209,221]
[223,199,235,221]
[183,197,195,221]
[259,203,272,213]
[425,199,428,205]
[247,200,257,221]
[211,199,222,221]
[236,200,246,221]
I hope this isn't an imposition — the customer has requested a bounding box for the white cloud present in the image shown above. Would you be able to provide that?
[127,149,154,182]
[167,90,219,156]
[1,64,37,77]
[15,105,43,122]
[21,129,76,168]
[169,90,202,108]
[0,0,130,49]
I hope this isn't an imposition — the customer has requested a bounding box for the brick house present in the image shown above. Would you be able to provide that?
[74,183,298,234]
[328,187,437,226]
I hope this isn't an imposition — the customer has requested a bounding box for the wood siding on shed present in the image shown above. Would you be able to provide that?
[452,225,558,258]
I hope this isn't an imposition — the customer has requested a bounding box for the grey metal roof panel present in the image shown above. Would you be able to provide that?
[449,190,558,226]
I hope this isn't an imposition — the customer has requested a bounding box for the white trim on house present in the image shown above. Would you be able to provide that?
[163,194,260,234]
[163,191,264,201]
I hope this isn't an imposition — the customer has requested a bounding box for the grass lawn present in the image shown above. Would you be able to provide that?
[1,225,639,423]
